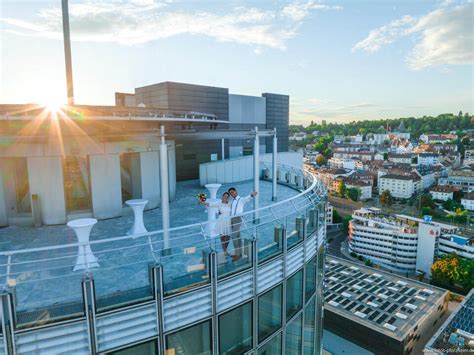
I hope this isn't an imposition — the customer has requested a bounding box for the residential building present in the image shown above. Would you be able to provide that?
[439,168,474,192]
[290,132,307,141]
[348,208,474,274]
[314,168,352,192]
[419,134,457,144]
[464,149,474,166]
[328,157,357,170]
[417,153,440,166]
[379,173,421,199]
[461,192,474,211]
[430,185,458,201]
[388,153,413,165]
[344,179,372,201]
[332,151,383,162]
[327,203,334,224]
[325,256,449,355]
[424,289,474,354]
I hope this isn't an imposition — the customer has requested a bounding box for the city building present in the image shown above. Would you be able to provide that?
[419,134,457,144]
[344,179,372,201]
[461,192,474,211]
[332,151,383,162]
[378,174,421,199]
[314,168,352,192]
[417,153,441,166]
[0,101,326,354]
[464,149,474,166]
[430,185,458,201]
[348,208,474,274]
[327,203,334,225]
[424,289,474,354]
[439,168,474,193]
[388,153,413,165]
[328,157,357,170]
[324,256,449,355]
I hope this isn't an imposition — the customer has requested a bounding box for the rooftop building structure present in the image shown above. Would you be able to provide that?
[0,99,327,354]
[439,168,474,193]
[424,289,474,354]
[348,208,474,274]
[324,256,449,355]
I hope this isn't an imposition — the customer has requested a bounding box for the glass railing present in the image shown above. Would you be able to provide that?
[0,163,327,329]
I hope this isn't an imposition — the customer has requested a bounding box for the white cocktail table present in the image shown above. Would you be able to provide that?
[126,199,148,236]
[67,218,100,272]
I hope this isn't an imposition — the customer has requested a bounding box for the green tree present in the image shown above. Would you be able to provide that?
[342,216,352,235]
[421,195,436,209]
[431,253,474,294]
[332,209,343,223]
[421,207,433,217]
[380,190,392,206]
[316,155,326,166]
[336,181,346,198]
[345,187,360,202]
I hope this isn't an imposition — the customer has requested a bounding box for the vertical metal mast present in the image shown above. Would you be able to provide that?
[61,0,74,105]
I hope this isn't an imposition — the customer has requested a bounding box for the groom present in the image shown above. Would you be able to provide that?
[228,187,257,261]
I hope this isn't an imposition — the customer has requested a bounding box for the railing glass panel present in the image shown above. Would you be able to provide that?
[256,209,284,262]
[217,237,253,279]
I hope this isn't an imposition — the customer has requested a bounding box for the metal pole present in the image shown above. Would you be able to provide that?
[253,127,260,222]
[221,138,225,161]
[61,0,74,105]
[160,126,171,254]
[272,128,278,201]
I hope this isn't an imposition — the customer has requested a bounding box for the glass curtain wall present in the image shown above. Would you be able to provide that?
[258,285,283,343]
[63,156,91,212]
[219,302,253,355]
[166,320,212,355]
[258,334,282,355]
[305,256,316,301]
[107,340,157,355]
[286,270,303,320]
[285,313,303,354]
[303,298,316,355]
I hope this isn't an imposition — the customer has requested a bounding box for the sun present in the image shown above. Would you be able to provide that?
[39,93,66,112]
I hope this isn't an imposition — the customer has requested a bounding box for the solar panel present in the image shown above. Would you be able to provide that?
[368,310,380,321]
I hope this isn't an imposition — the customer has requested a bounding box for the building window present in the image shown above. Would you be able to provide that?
[305,256,316,301]
[107,340,157,355]
[13,158,31,214]
[166,320,212,355]
[219,302,253,355]
[258,285,282,343]
[63,156,91,212]
[303,298,316,355]
[258,333,282,355]
[287,270,303,319]
[285,313,302,354]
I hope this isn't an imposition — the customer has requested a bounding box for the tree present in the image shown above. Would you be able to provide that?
[421,195,436,209]
[342,216,352,235]
[421,207,433,217]
[345,187,360,202]
[332,209,343,223]
[462,136,470,145]
[336,181,346,198]
[380,190,392,206]
[365,259,373,267]
[383,153,389,160]
[431,253,474,294]
[316,155,326,166]
[443,199,462,212]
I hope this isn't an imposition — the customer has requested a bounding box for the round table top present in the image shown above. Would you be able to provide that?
[67,218,98,228]
[125,199,149,206]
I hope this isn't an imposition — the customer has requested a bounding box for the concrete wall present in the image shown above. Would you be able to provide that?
[139,151,160,209]
[263,93,289,153]
[90,154,123,219]
[0,171,7,226]
[27,156,66,225]
[229,94,266,125]
[168,144,177,201]
[416,223,439,276]
[199,151,303,186]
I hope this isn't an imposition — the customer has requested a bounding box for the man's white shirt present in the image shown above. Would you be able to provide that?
[230,195,253,216]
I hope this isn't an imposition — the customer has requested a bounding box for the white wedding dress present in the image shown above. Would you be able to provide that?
[213,202,232,236]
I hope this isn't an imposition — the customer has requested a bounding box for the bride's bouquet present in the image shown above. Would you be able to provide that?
[197,193,207,203]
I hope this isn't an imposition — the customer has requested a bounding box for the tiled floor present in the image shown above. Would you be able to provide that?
[0,179,303,315]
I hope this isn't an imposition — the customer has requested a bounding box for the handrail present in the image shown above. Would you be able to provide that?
[0,163,322,258]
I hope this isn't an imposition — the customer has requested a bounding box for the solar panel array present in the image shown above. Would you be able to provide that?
[430,289,474,352]
[325,257,446,339]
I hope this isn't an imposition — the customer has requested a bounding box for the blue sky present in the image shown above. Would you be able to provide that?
[0,0,472,124]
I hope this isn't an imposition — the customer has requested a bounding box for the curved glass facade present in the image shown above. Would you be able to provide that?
[0,165,326,355]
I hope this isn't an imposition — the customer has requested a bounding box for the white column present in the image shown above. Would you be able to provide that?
[140,151,160,210]
[160,126,171,252]
[253,127,260,222]
[272,129,278,201]
[167,142,177,202]
[90,154,122,219]
[221,138,225,161]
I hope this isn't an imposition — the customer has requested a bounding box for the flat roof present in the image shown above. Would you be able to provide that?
[325,256,448,341]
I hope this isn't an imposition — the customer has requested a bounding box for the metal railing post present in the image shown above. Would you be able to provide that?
[251,238,258,351]
[209,251,218,355]
[82,274,98,355]
[281,221,288,355]
[1,289,16,355]
[151,265,166,355]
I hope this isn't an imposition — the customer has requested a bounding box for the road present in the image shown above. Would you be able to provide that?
[325,224,346,258]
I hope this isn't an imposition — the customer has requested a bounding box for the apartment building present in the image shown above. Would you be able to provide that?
[439,168,474,192]
[344,179,372,201]
[348,208,474,275]
[378,174,421,199]
[430,185,458,201]
[417,153,441,166]
[464,149,474,166]
[388,153,413,165]
[461,192,474,211]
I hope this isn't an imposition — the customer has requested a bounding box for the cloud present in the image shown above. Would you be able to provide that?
[352,3,473,70]
[0,0,341,51]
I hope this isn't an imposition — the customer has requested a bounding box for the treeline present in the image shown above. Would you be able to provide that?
[291,112,473,138]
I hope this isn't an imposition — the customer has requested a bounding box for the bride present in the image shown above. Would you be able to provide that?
[200,192,232,257]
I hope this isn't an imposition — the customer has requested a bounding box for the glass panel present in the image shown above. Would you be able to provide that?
[306,207,317,235]
[287,213,304,250]
[63,156,91,212]
[166,320,212,355]
[13,158,31,213]
[303,298,316,355]
[285,313,302,355]
[258,284,282,343]
[217,237,253,279]
[315,291,323,353]
[286,270,303,319]
[305,256,316,302]
[316,245,324,287]
[257,217,284,262]
[258,333,282,355]
[120,153,141,204]
[108,339,157,354]
[219,302,253,355]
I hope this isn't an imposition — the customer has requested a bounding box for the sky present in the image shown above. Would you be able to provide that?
[0,0,472,125]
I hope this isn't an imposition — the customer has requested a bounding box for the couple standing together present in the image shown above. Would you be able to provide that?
[201,187,257,261]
